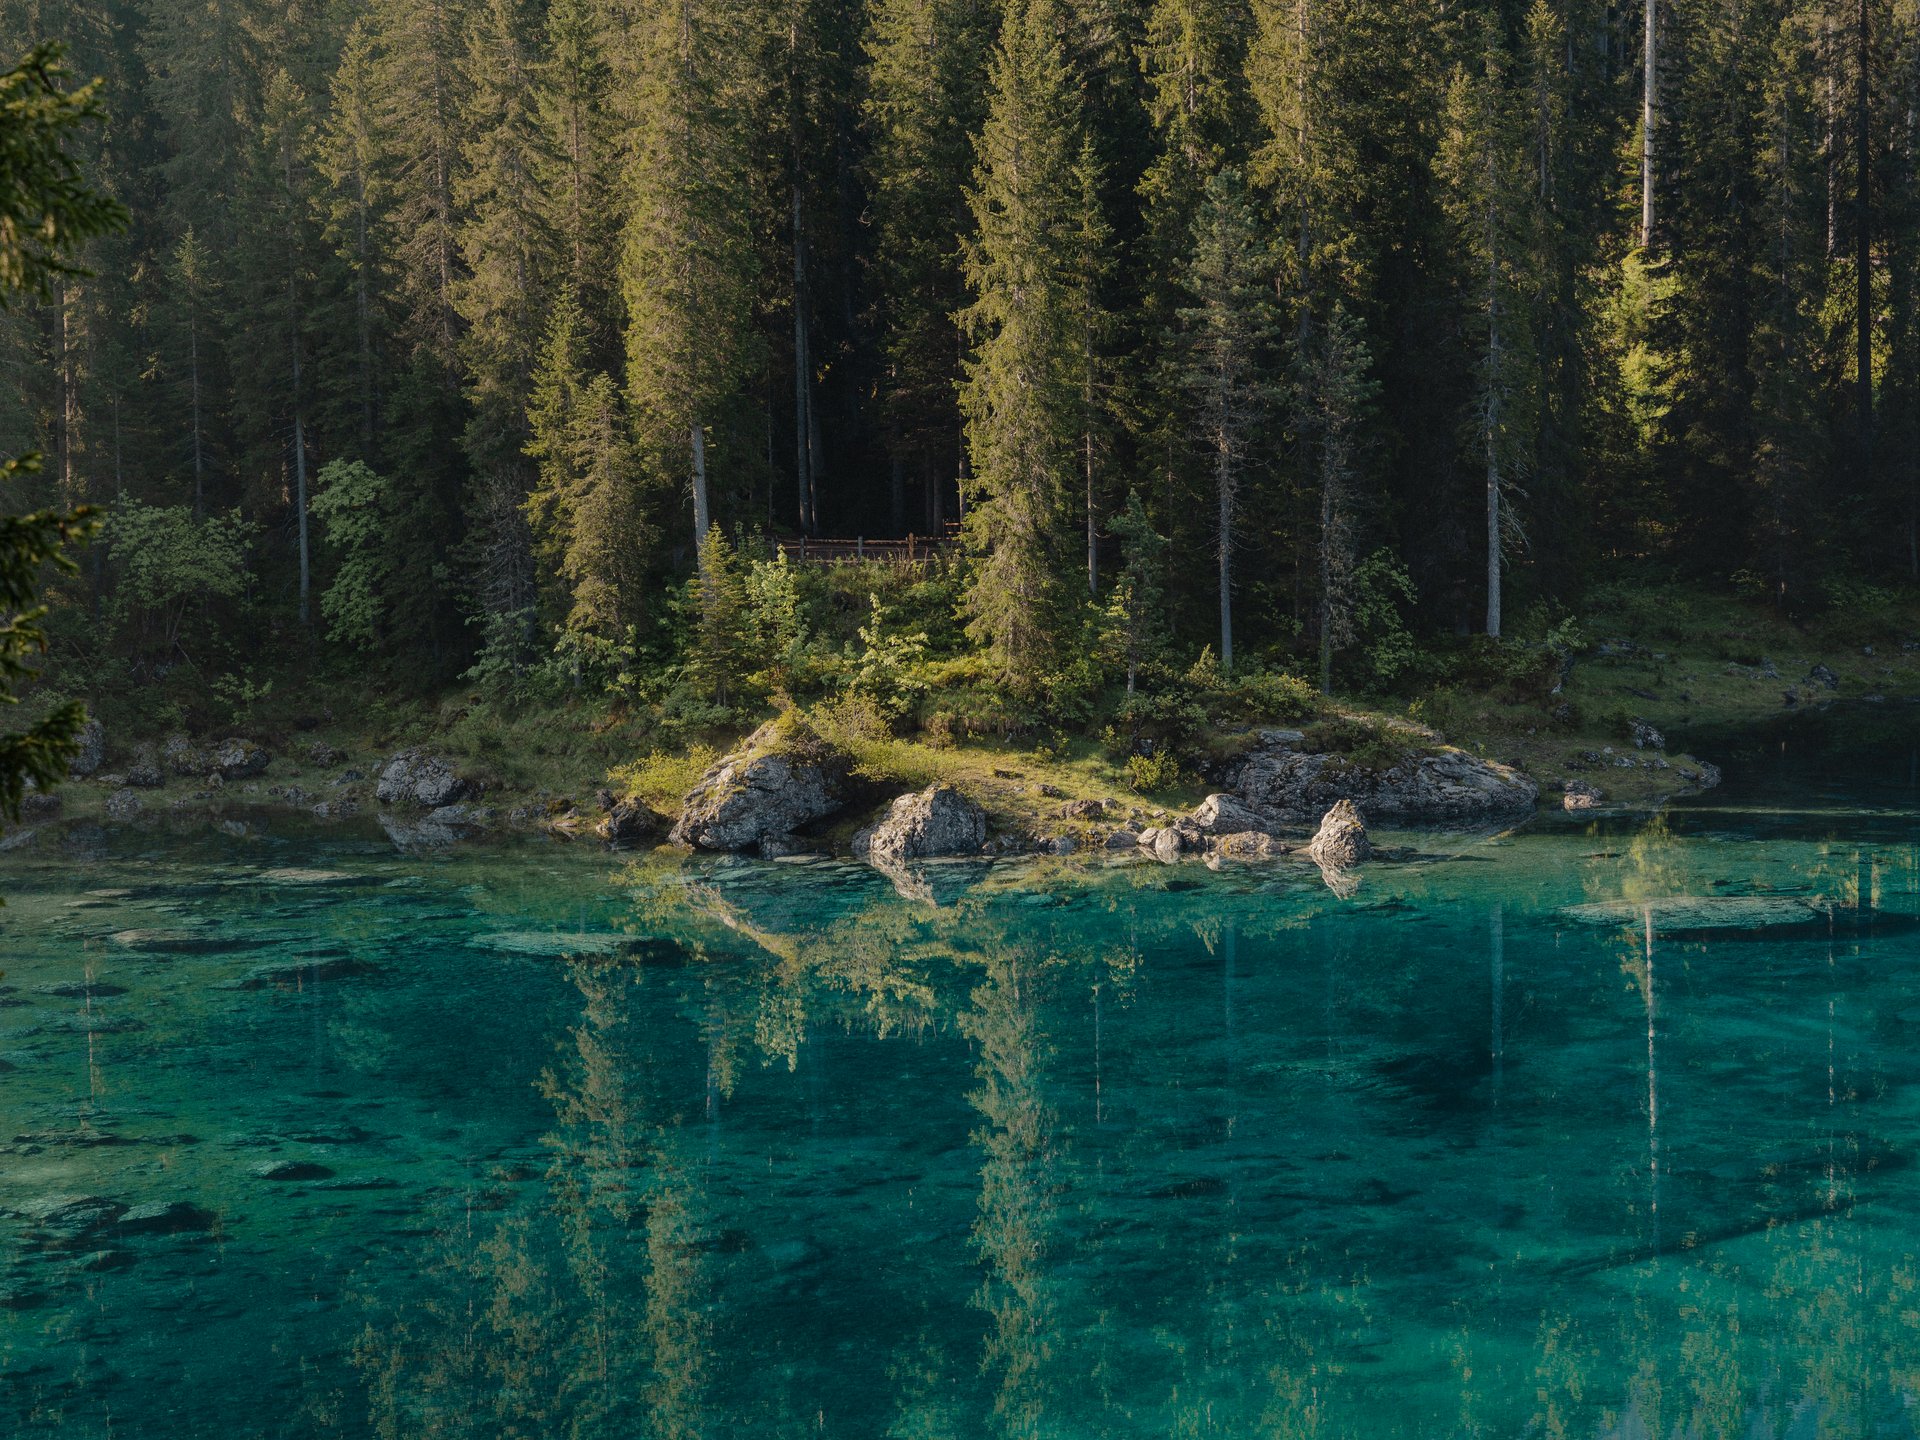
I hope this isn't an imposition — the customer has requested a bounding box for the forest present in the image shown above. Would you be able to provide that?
[5,0,1920,759]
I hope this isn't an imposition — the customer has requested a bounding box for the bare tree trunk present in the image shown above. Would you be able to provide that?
[1642,0,1657,247]
[1857,0,1873,444]
[1318,477,1334,694]
[189,316,205,517]
[1217,436,1234,672]
[792,185,813,535]
[1086,408,1098,597]
[691,419,711,565]
[1486,221,1504,639]
[355,170,375,457]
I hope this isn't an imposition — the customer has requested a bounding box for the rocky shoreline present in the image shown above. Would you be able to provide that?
[6,709,1726,884]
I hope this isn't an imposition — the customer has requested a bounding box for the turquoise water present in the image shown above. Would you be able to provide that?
[2,715,1918,1437]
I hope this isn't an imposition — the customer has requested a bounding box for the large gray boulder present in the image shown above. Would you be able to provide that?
[856,784,987,864]
[376,750,472,809]
[1225,734,1536,824]
[1306,799,1370,869]
[211,738,271,781]
[68,718,105,778]
[162,734,207,777]
[1187,792,1268,837]
[669,721,849,853]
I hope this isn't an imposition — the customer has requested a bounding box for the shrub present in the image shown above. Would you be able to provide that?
[610,745,720,815]
[1126,749,1186,793]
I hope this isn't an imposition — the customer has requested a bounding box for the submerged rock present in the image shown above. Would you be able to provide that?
[1225,735,1537,824]
[1306,799,1370,869]
[856,784,987,864]
[670,719,850,853]
[250,1160,334,1182]
[116,1200,215,1235]
[1561,895,1830,934]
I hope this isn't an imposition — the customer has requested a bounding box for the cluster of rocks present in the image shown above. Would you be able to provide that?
[1218,729,1538,824]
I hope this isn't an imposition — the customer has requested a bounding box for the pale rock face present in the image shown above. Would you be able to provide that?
[669,722,849,853]
[855,784,987,865]
[1224,737,1537,824]
[1306,799,1370,870]
[211,738,271,781]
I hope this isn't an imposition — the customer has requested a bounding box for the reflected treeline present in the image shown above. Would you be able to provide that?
[327,839,1920,1438]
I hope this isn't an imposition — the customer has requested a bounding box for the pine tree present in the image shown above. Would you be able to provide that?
[958,0,1089,682]
[1100,487,1173,710]
[863,0,993,533]
[537,0,620,335]
[1436,17,1542,639]
[1296,300,1373,694]
[456,0,554,648]
[1179,168,1275,673]
[0,41,126,820]
[615,0,760,566]
[318,20,385,460]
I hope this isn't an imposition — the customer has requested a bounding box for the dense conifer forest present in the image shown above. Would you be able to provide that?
[5,0,1920,760]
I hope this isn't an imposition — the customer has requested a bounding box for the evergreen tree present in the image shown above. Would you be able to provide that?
[1296,300,1374,694]
[537,0,620,336]
[615,0,760,565]
[863,0,993,533]
[1179,168,1275,674]
[1436,16,1543,638]
[0,41,125,819]
[958,0,1089,682]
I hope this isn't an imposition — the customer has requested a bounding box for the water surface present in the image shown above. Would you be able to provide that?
[2,713,1918,1437]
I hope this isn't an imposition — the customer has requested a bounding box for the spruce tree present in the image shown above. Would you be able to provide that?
[615,0,759,566]
[863,0,993,533]
[958,0,1089,683]
[1296,300,1373,694]
[1179,168,1275,674]
[1436,17,1541,639]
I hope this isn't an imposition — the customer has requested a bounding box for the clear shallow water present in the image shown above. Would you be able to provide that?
[0,715,1917,1438]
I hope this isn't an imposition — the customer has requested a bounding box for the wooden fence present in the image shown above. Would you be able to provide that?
[774,524,961,565]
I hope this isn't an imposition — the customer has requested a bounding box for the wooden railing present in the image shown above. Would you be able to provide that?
[775,523,961,565]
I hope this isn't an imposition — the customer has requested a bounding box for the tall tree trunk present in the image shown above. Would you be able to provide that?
[792,185,813,534]
[691,419,710,566]
[1642,0,1657,247]
[1086,401,1098,597]
[1486,225,1503,639]
[1856,0,1873,443]
[1318,477,1334,694]
[1217,436,1233,672]
[355,170,375,458]
[189,315,205,517]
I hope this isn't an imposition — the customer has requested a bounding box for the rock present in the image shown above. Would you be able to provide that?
[857,784,988,864]
[1628,719,1664,750]
[1678,761,1723,790]
[1225,736,1537,824]
[593,787,616,812]
[376,750,473,809]
[104,788,144,821]
[1187,792,1267,837]
[250,1160,333,1182]
[306,741,345,767]
[116,1201,215,1235]
[21,790,61,819]
[162,734,207,776]
[1103,828,1141,850]
[1214,830,1282,860]
[597,798,656,844]
[1807,662,1840,691]
[1306,799,1370,869]
[124,763,164,789]
[1042,834,1078,856]
[1036,783,1066,799]
[8,1195,126,1238]
[1562,779,1605,811]
[227,956,376,990]
[669,720,850,853]
[1056,798,1106,820]
[67,718,104,777]
[1150,827,1190,862]
[209,738,271,780]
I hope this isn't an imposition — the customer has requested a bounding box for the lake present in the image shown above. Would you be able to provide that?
[2,710,1918,1437]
